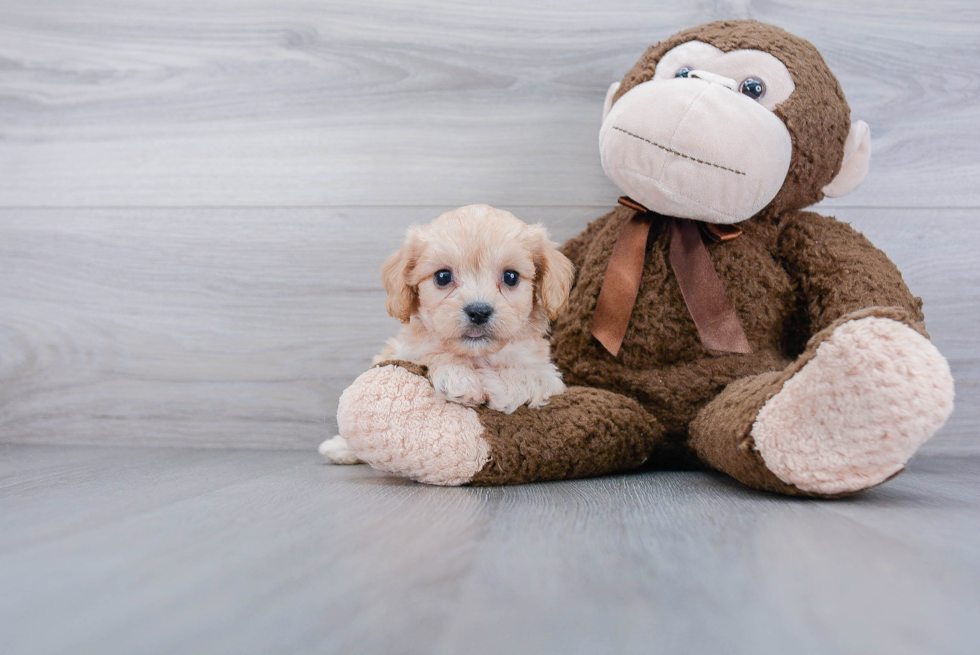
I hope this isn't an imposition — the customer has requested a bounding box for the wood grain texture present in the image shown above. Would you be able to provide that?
[1,0,978,208]
[1,444,979,655]
[0,206,976,452]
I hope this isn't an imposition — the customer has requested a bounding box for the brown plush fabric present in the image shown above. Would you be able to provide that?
[468,200,926,494]
[612,20,851,217]
[777,211,926,336]
[470,386,664,485]
[552,207,798,436]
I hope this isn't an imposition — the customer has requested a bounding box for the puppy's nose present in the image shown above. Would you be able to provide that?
[464,302,494,325]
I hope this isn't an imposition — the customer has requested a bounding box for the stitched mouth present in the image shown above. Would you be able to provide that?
[612,126,746,176]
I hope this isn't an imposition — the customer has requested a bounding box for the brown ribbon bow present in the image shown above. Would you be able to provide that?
[591,197,752,357]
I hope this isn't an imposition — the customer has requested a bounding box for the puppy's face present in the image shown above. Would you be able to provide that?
[382,205,574,357]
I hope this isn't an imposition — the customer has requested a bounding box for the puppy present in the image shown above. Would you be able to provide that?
[319,204,575,464]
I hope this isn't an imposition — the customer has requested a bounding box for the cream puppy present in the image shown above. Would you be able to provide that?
[320,204,575,464]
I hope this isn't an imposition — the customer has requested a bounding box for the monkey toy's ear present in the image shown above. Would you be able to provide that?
[602,81,621,121]
[822,120,872,198]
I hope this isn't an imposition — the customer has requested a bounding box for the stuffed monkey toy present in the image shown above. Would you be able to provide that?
[336,20,954,497]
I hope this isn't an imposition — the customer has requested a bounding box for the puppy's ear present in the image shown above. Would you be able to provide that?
[381,227,422,323]
[529,224,575,321]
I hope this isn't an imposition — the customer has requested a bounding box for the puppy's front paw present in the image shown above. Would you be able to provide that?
[482,370,524,414]
[481,366,566,414]
[430,364,485,407]
[526,367,566,409]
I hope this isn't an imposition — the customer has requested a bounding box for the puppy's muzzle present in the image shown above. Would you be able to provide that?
[464,302,494,326]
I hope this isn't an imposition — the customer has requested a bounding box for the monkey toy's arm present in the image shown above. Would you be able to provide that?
[776,210,927,336]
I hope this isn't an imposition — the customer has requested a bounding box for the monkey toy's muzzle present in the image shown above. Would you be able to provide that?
[599,77,793,225]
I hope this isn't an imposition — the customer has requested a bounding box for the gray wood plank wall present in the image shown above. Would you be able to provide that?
[1,1,978,452]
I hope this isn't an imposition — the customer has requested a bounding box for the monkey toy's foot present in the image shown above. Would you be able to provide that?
[751,316,954,495]
[337,361,490,486]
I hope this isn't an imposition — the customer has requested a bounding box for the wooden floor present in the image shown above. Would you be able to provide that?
[2,444,979,655]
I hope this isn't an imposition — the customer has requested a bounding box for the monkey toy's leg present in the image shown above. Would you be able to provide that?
[337,361,663,486]
[690,312,954,497]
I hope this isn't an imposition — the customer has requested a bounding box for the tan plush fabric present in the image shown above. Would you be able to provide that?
[599,37,802,224]
[338,362,490,486]
[600,76,794,223]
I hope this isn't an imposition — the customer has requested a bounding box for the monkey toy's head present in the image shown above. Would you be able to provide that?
[600,20,871,224]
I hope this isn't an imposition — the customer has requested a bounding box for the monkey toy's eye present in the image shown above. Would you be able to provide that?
[502,270,520,287]
[740,77,766,100]
[675,67,693,78]
[434,269,453,287]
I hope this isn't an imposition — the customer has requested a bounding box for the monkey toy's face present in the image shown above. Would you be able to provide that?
[599,32,871,224]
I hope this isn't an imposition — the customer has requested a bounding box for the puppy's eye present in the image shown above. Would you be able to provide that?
[502,270,520,287]
[434,270,453,287]
[675,67,693,78]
